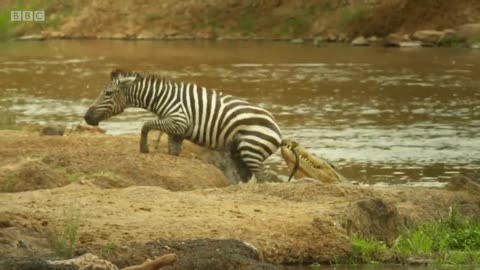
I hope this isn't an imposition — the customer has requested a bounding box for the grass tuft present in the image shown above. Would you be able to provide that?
[338,5,367,31]
[282,15,310,36]
[350,235,386,263]
[394,207,480,266]
[102,241,118,255]
[51,204,81,259]
[145,14,161,23]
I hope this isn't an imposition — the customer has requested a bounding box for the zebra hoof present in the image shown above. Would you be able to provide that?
[140,145,149,153]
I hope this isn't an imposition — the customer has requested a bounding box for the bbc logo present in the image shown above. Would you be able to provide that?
[11,11,45,21]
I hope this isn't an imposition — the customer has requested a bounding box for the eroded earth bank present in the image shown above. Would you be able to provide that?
[0,130,479,269]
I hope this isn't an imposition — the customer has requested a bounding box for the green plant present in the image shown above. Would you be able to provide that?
[438,34,466,48]
[394,227,434,256]
[239,12,254,34]
[145,14,161,22]
[394,207,480,266]
[282,16,310,36]
[102,241,118,255]
[338,5,367,31]
[52,205,81,259]
[1,172,17,192]
[309,262,321,269]
[350,235,386,263]
[66,173,83,183]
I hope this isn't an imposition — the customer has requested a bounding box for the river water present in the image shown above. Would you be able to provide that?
[0,40,479,185]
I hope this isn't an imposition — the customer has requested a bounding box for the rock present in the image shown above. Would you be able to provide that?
[470,42,480,49]
[384,33,403,47]
[42,31,65,39]
[337,33,348,42]
[49,253,119,270]
[40,125,66,136]
[344,198,400,244]
[290,38,304,44]
[325,33,337,42]
[136,31,156,40]
[398,41,422,47]
[351,36,369,46]
[0,257,77,270]
[367,36,381,43]
[16,35,45,41]
[71,124,106,134]
[111,33,127,39]
[457,23,480,40]
[96,239,277,270]
[195,29,216,40]
[446,174,480,192]
[313,36,325,47]
[411,30,444,44]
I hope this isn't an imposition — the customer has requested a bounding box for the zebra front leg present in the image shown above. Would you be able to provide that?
[140,124,152,153]
[140,117,187,154]
[168,135,184,156]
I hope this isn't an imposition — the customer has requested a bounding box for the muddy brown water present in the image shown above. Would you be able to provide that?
[0,40,479,185]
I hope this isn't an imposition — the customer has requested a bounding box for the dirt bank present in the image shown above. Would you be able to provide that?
[3,0,480,42]
[1,130,479,268]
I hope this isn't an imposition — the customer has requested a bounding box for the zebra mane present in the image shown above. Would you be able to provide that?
[111,69,164,83]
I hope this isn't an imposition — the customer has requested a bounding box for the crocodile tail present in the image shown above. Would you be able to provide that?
[281,140,299,181]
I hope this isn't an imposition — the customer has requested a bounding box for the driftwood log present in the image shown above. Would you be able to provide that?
[122,253,176,270]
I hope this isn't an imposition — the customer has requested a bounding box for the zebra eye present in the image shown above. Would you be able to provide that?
[105,91,114,97]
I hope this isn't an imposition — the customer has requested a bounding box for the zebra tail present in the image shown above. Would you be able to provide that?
[282,140,299,181]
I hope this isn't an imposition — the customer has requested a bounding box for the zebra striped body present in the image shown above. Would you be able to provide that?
[84,70,282,182]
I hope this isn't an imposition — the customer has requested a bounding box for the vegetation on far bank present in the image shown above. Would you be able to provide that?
[0,0,71,40]
[1,0,480,48]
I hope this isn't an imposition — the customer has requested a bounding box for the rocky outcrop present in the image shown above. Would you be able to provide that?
[411,30,445,44]
[351,36,369,46]
[457,23,480,40]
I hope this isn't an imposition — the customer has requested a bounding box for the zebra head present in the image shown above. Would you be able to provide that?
[84,69,139,126]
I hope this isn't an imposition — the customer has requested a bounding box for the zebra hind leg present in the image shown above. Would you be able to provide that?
[229,147,252,183]
[237,148,283,183]
[168,134,184,156]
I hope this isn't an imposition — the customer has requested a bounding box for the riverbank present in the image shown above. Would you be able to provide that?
[2,0,480,48]
[1,129,479,269]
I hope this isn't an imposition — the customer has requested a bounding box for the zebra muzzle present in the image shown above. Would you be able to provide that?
[84,107,99,126]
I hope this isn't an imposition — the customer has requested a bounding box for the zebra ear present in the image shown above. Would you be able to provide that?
[110,69,125,80]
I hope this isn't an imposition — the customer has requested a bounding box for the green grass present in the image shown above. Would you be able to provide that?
[1,172,17,192]
[337,4,367,31]
[394,207,480,266]
[102,241,118,255]
[282,15,310,36]
[66,173,83,183]
[438,34,467,48]
[51,204,81,259]
[239,12,255,34]
[145,14,161,23]
[350,235,386,263]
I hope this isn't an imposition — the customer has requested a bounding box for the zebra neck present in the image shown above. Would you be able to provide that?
[124,77,174,114]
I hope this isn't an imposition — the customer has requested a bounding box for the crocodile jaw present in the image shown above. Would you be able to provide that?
[281,140,345,183]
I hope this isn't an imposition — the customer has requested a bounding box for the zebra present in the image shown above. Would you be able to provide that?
[84,69,296,182]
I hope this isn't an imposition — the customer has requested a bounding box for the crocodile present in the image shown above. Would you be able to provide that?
[281,139,347,183]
